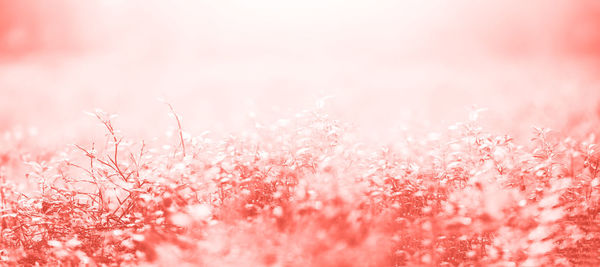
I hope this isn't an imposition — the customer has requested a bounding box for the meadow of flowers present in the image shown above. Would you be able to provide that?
[3,1,600,266]
[0,101,599,266]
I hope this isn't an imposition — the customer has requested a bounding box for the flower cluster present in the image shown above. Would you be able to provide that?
[0,108,599,266]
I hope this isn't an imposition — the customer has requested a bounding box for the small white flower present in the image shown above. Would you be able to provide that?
[66,238,82,248]
[273,206,283,217]
[48,240,62,248]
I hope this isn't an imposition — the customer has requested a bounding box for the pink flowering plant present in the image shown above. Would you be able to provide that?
[0,106,599,266]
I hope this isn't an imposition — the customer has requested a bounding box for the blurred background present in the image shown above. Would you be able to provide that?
[1,0,600,146]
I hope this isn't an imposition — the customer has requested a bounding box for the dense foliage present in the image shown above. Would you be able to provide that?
[1,107,599,266]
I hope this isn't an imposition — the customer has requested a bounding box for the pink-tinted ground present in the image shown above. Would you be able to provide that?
[1,1,600,266]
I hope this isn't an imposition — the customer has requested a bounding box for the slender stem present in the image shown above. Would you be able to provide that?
[167,103,186,157]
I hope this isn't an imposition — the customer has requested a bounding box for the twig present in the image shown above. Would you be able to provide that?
[166,103,186,157]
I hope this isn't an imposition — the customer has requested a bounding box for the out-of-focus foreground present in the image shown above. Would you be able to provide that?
[1,1,600,266]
